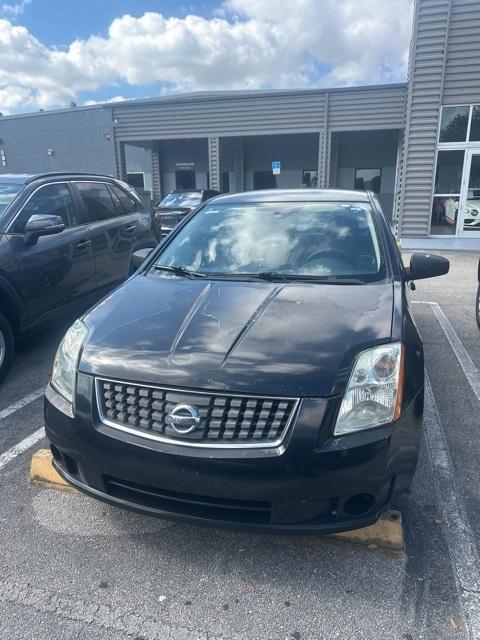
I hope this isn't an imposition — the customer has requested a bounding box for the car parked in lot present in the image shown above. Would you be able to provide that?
[0,172,159,383]
[45,189,449,533]
[153,189,220,235]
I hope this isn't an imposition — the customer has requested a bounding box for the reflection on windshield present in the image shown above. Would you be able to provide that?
[156,202,385,281]
[158,192,202,208]
[0,183,22,216]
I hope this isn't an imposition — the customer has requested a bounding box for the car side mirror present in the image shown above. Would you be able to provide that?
[24,214,65,245]
[405,253,450,281]
[131,247,153,270]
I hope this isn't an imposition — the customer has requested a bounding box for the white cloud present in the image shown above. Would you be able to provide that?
[0,0,30,18]
[0,1,414,114]
[83,95,127,106]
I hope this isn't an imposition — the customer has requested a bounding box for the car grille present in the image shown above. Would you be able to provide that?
[96,379,298,448]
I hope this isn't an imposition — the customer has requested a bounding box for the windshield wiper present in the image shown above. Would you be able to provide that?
[255,271,290,281]
[152,264,206,278]
[254,272,366,284]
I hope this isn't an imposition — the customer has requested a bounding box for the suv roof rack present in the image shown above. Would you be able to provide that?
[25,172,116,184]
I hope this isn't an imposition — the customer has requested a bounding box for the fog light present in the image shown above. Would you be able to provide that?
[343,493,376,517]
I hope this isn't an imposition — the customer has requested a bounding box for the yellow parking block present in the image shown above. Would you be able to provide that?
[30,449,403,549]
[333,510,403,551]
[30,448,73,490]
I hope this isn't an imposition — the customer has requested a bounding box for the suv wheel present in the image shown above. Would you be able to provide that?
[0,312,14,384]
[476,283,480,330]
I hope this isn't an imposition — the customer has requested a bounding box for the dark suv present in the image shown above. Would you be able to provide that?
[0,173,159,382]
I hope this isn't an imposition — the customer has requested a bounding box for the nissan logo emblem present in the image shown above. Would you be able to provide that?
[166,404,201,434]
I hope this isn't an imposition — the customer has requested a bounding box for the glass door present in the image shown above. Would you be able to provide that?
[458,151,480,235]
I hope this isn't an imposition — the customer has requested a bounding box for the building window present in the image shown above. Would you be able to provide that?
[126,172,145,190]
[302,170,318,188]
[430,150,465,235]
[439,106,469,142]
[434,150,465,193]
[469,106,480,141]
[354,168,381,193]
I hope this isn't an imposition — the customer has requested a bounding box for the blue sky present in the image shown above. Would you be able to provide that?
[20,1,221,43]
[0,0,413,114]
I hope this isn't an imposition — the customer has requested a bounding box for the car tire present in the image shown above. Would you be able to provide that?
[476,283,480,330]
[0,312,14,384]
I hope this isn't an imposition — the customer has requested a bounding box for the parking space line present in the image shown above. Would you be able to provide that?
[424,376,480,639]
[0,388,45,422]
[412,300,480,404]
[0,427,45,472]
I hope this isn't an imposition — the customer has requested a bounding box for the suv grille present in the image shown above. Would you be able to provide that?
[96,379,298,448]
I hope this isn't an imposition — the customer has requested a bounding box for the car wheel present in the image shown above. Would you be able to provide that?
[476,284,480,330]
[0,312,14,384]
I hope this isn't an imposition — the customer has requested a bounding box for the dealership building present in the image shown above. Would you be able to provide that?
[1,0,479,250]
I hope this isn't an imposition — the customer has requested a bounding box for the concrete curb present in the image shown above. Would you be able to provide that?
[30,449,403,550]
[332,510,403,551]
[30,448,73,491]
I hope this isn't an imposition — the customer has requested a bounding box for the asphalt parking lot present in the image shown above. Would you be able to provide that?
[0,251,479,640]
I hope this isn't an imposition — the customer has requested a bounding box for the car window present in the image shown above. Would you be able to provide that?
[76,182,117,222]
[156,201,386,282]
[12,183,76,233]
[159,192,203,208]
[110,183,138,214]
[0,182,23,218]
[107,184,126,215]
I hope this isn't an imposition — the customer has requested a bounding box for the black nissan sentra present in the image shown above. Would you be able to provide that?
[45,189,449,533]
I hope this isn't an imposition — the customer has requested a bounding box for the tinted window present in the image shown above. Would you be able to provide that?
[77,182,117,222]
[0,182,23,217]
[13,183,76,233]
[434,150,465,193]
[156,202,385,282]
[469,105,480,141]
[110,184,138,214]
[107,184,125,215]
[439,106,469,142]
[354,168,382,193]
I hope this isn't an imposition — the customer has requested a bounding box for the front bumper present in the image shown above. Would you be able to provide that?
[45,374,423,533]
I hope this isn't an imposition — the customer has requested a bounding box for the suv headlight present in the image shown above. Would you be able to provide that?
[334,342,404,436]
[51,319,88,404]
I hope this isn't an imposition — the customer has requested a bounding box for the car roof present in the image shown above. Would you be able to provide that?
[0,172,119,185]
[211,189,372,204]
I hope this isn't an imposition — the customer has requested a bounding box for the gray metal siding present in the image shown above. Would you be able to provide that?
[398,0,451,238]
[151,145,161,200]
[327,87,406,130]
[208,137,221,191]
[113,93,327,140]
[443,0,480,104]
[0,107,114,175]
[112,87,406,142]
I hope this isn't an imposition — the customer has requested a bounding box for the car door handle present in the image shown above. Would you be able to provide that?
[124,225,136,233]
[75,239,91,249]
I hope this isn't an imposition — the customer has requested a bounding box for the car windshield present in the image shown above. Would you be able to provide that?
[154,201,387,282]
[158,192,203,208]
[0,182,23,216]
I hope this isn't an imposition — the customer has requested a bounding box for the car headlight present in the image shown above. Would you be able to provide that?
[334,342,404,436]
[51,319,88,404]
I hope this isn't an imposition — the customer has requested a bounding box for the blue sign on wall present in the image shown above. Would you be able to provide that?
[272,161,281,175]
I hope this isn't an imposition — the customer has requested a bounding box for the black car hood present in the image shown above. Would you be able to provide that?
[80,274,394,397]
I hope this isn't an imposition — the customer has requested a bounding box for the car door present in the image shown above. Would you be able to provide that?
[73,180,149,292]
[7,181,96,326]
